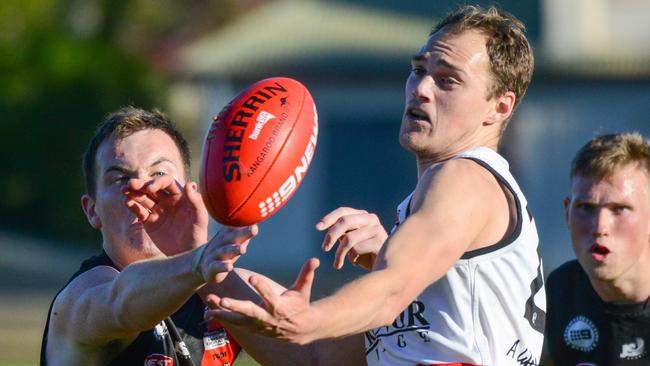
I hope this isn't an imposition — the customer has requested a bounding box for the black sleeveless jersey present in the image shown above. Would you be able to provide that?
[545,260,650,365]
[40,251,240,366]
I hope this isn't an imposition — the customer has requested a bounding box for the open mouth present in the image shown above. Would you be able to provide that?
[407,107,430,122]
[590,244,610,261]
[592,244,610,255]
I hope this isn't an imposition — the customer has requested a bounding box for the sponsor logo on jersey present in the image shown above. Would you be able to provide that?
[202,325,238,366]
[204,327,229,349]
[144,354,174,366]
[620,337,646,360]
[563,316,599,352]
[364,300,430,357]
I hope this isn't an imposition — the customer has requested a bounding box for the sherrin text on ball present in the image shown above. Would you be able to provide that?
[200,77,318,226]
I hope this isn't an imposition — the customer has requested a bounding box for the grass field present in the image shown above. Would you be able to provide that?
[0,292,49,366]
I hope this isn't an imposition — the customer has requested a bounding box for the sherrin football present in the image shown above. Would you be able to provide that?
[200,77,318,226]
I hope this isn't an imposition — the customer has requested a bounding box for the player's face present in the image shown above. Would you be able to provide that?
[400,28,496,160]
[83,129,186,261]
[565,164,650,285]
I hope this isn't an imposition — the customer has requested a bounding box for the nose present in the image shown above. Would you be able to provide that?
[127,169,151,184]
[592,208,611,238]
[409,76,433,103]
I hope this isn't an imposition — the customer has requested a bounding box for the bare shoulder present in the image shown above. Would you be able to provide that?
[414,158,502,213]
[50,265,119,329]
[46,265,124,364]
[410,158,511,251]
[49,266,117,326]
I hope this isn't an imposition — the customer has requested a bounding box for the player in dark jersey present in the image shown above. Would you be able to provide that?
[41,107,256,366]
[542,133,650,365]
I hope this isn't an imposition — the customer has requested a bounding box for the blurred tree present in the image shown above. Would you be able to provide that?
[0,0,247,245]
[0,0,160,244]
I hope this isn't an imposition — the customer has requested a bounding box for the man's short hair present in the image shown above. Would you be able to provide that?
[82,106,191,197]
[570,132,650,181]
[432,5,534,126]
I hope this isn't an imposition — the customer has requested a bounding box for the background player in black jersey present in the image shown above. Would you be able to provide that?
[542,132,650,365]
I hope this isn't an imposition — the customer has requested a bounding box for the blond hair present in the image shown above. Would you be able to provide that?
[570,132,650,181]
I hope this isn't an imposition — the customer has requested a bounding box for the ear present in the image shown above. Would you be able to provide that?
[563,197,571,226]
[81,194,102,229]
[485,91,516,126]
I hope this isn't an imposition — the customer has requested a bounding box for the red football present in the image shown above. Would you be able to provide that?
[200,77,318,226]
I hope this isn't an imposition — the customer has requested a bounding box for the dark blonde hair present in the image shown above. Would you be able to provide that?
[571,132,650,181]
[432,5,534,129]
[82,106,191,197]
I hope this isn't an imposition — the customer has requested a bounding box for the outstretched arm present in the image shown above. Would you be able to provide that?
[47,225,256,364]
[207,159,505,344]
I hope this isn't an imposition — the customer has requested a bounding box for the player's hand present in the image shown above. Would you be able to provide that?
[204,258,320,345]
[122,176,209,255]
[317,207,388,270]
[197,225,259,283]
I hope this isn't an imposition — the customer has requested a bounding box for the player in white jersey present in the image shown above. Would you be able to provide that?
[206,5,544,365]
[365,147,544,364]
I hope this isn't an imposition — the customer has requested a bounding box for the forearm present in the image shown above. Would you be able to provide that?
[300,269,406,343]
[301,213,463,341]
[107,249,203,332]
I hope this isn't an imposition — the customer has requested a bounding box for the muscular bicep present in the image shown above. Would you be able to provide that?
[377,160,500,304]
[48,266,138,348]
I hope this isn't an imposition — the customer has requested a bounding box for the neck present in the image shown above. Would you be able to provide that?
[102,243,128,270]
[102,239,165,271]
[415,144,497,179]
[590,275,650,303]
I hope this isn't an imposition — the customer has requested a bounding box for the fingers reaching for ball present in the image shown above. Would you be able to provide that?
[316,207,388,270]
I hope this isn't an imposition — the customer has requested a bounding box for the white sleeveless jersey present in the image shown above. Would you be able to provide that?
[364,147,545,366]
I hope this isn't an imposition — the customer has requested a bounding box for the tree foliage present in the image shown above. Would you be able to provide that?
[0,0,162,244]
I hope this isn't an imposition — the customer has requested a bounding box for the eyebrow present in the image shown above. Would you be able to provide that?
[411,53,463,73]
[103,158,175,176]
[411,54,428,62]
